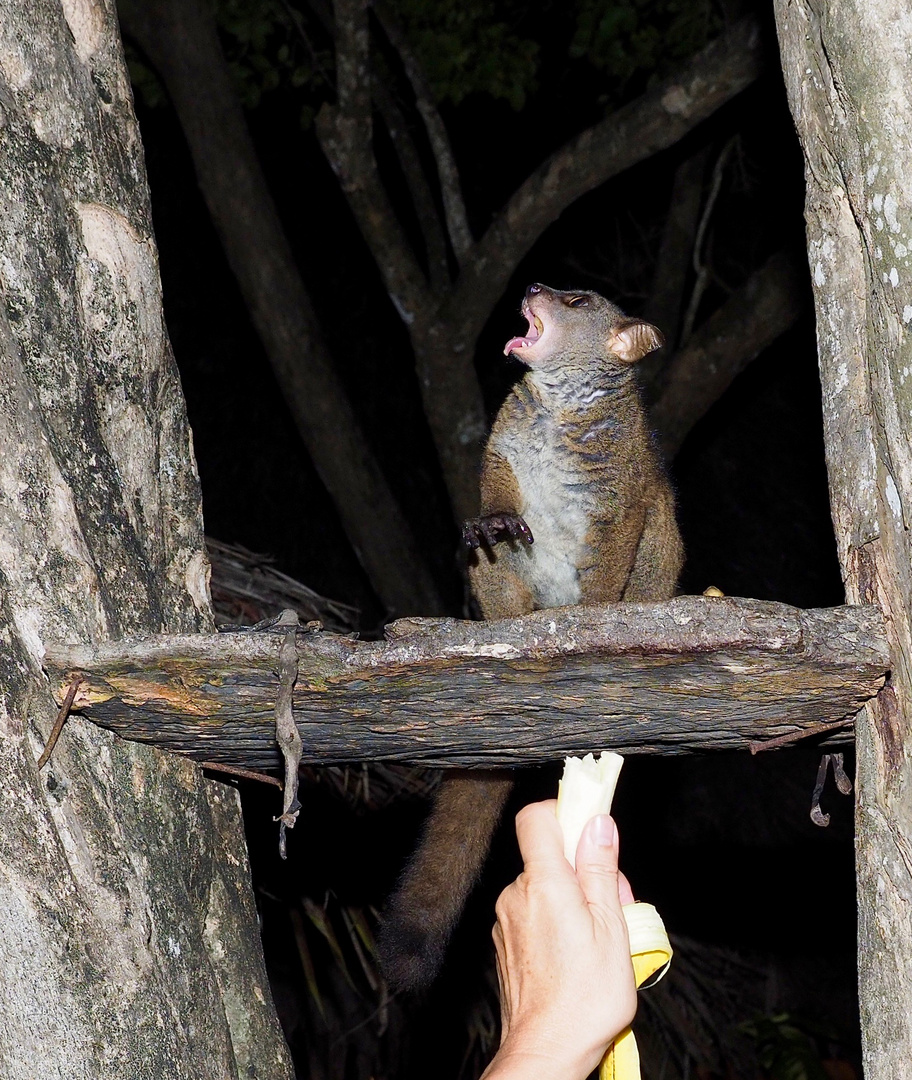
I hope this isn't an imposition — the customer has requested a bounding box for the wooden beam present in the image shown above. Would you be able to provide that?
[43,597,888,770]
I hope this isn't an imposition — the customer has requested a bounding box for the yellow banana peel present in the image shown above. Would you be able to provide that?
[555,753,673,1080]
[599,901,673,1080]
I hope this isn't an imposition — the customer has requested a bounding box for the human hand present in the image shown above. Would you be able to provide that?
[481,800,637,1080]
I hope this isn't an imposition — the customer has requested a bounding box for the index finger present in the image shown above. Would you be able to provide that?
[515,799,573,871]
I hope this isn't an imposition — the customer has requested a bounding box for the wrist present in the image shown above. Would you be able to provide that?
[481,1030,603,1080]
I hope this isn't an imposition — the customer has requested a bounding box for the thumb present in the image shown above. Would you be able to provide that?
[574,815,624,918]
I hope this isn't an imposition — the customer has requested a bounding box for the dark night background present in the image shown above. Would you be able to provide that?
[125,0,857,1075]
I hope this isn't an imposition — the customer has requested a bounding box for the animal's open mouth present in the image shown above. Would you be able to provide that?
[503,309,545,356]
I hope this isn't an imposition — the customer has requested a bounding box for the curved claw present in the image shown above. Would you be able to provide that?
[504,516,534,545]
[462,520,483,549]
[462,513,534,550]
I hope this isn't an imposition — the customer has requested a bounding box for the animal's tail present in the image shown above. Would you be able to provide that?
[378,769,514,992]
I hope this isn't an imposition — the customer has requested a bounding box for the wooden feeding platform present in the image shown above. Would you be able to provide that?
[41,596,889,771]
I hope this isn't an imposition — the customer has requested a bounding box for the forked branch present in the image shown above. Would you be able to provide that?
[373,0,473,263]
[445,17,765,344]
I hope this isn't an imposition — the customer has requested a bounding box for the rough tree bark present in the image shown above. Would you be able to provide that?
[774,1,912,1073]
[42,598,887,769]
[0,1,292,1076]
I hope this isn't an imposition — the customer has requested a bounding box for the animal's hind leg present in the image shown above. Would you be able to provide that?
[622,494,683,601]
[468,549,535,619]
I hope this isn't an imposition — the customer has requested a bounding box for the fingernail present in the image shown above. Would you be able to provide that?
[589,814,616,848]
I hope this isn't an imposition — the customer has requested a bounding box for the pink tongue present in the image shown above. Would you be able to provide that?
[504,336,530,355]
[504,314,541,356]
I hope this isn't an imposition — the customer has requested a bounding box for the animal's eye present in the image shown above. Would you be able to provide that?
[567,296,589,308]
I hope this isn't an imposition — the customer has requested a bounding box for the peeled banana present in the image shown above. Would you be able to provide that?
[555,752,673,1080]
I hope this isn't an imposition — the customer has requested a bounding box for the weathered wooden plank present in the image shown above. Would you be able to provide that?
[42,597,889,770]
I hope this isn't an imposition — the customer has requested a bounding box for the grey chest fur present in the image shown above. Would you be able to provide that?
[490,404,596,608]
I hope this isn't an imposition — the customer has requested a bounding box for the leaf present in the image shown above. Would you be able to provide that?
[302,895,360,994]
[741,1013,830,1080]
[289,906,326,1021]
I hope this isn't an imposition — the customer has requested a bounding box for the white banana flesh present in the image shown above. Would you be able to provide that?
[555,752,673,1080]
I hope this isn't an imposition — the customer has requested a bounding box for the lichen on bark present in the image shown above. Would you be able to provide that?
[0,0,291,1074]
[774,0,912,1072]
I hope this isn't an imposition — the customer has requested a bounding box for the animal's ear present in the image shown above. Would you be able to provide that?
[605,319,664,363]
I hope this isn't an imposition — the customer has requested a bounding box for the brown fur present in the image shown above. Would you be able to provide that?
[378,771,513,991]
[379,284,683,991]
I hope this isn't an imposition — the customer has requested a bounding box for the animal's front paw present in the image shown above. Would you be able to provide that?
[462,513,534,549]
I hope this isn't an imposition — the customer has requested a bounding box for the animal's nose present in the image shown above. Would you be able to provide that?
[526,283,542,297]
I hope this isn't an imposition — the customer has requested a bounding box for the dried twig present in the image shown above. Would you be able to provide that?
[37,674,82,770]
[301,762,439,810]
[207,537,358,632]
[831,750,854,794]
[679,138,734,345]
[274,618,303,858]
[199,760,283,788]
[810,751,853,827]
[810,753,832,826]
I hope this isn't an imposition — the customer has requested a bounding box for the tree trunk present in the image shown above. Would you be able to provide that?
[0,2,292,1076]
[774,1,912,1073]
[120,0,444,618]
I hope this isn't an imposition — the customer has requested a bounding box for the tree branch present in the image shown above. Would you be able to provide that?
[304,0,451,288]
[44,598,886,768]
[120,0,444,617]
[645,148,709,351]
[445,16,766,343]
[316,0,431,324]
[333,0,370,117]
[398,18,767,521]
[639,147,709,395]
[312,0,487,518]
[651,247,807,456]
[373,0,473,263]
[319,13,767,524]
[679,138,735,344]
[371,74,450,290]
